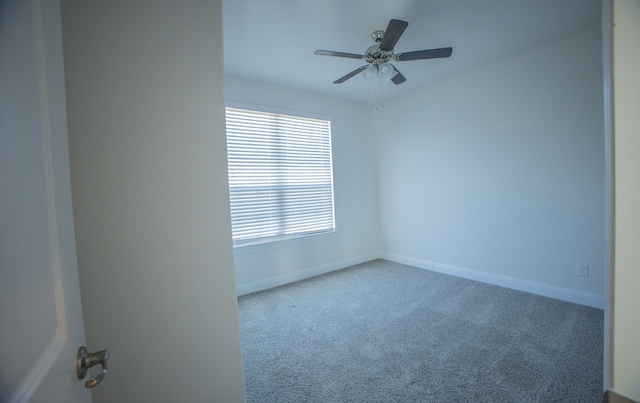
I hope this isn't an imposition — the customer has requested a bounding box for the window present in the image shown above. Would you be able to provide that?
[225,107,335,245]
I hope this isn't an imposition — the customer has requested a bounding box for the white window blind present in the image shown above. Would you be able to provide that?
[225,107,335,245]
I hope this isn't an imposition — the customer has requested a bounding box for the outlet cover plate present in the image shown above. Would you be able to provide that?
[577,263,589,277]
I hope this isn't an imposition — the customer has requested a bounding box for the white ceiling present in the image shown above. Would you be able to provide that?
[222,0,601,104]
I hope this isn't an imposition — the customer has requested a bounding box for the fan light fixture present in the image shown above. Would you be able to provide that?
[363,62,396,82]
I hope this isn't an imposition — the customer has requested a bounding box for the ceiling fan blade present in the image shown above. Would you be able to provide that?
[314,50,364,60]
[396,47,453,61]
[333,65,369,84]
[390,65,406,85]
[379,19,408,52]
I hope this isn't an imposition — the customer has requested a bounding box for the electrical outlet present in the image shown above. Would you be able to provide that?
[577,263,589,277]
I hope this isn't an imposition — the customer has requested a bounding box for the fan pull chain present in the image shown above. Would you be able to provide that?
[374,79,384,112]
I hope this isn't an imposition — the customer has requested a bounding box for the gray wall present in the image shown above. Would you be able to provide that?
[61,1,246,401]
[375,23,605,306]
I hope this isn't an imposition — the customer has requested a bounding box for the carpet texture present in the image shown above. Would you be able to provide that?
[238,259,603,402]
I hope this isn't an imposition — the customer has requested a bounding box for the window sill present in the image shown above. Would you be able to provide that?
[232,230,339,255]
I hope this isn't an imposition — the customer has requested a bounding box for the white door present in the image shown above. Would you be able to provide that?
[0,1,93,402]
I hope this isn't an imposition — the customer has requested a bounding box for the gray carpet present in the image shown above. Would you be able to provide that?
[238,259,603,402]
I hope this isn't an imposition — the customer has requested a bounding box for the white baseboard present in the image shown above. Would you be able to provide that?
[235,252,380,296]
[236,251,605,309]
[380,252,605,309]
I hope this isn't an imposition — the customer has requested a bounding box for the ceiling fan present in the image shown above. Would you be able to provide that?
[315,19,452,85]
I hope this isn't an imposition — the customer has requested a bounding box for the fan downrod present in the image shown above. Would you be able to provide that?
[371,30,385,43]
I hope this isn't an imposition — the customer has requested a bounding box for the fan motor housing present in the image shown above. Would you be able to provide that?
[365,43,394,64]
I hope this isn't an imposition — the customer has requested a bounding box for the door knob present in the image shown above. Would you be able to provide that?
[76,346,109,388]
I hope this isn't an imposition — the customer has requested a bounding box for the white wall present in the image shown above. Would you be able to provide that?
[612,0,640,399]
[374,23,605,307]
[61,1,246,401]
[225,77,379,295]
